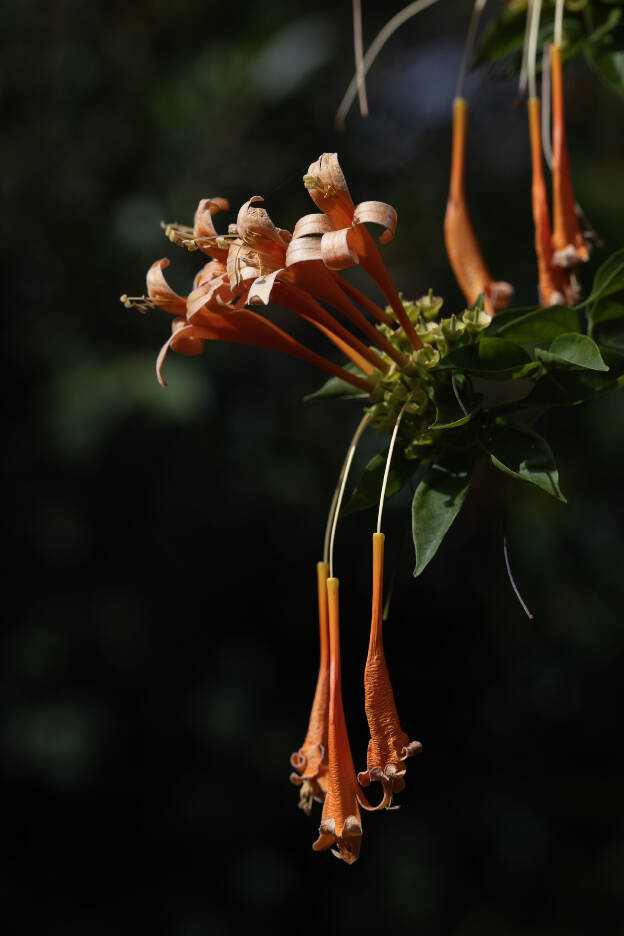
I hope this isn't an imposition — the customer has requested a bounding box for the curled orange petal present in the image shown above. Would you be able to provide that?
[146,259,187,316]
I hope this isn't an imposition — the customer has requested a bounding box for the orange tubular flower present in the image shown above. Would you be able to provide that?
[232,196,405,370]
[358,533,421,809]
[290,562,331,814]
[303,153,424,351]
[444,97,513,316]
[550,44,589,269]
[313,577,370,865]
[527,97,575,307]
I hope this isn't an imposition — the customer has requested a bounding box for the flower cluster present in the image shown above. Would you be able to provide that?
[124,154,440,863]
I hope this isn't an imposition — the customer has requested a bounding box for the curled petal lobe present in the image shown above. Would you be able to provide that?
[352,200,397,244]
[247,269,284,306]
[146,259,187,316]
[305,153,355,230]
[320,229,359,271]
[285,236,323,267]
[193,197,230,259]
[292,214,333,238]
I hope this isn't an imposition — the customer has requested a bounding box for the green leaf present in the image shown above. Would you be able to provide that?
[482,420,566,502]
[412,456,473,577]
[428,378,483,429]
[592,294,624,325]
[442,337,531,376]
[525,347,624,407]
[581,248,624,310]
[487,304,581,343]
[344,448,418,517]
[535,332,610,371]
[304,364,368,401]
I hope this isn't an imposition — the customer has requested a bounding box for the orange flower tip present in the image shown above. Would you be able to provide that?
[552,245,588,270]
[313,816,362,865]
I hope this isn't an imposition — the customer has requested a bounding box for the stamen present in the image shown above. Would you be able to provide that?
[120,294,155,313]
[456,0,489,101]
[502,514,534,620]
[324,413,373,578]
[352,0,369,118]
[377,397,410,534]
[335,0,441,130]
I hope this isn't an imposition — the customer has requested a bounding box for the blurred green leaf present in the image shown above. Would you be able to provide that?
[482,420,566,502]
[428,379,483,429]
[521,346,624,405]
[535,333,609,371]
[581,247,624,310]
[591,294,624,325]
[344,447,418,516]
[487,304,581,343]
[412,455,473,577]
[442,337,531,376]
[304,365,369,401]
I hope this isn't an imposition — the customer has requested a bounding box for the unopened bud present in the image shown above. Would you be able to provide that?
[414,345,440,368]
[462,307,491,334]
[441,314,466,341]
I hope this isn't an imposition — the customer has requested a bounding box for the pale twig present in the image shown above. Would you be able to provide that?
[527,0,543,100]
[324,412,373,577]
[335,0,441,130]
[352,0,369,117]
[377,398,411,534]
[541,40,553,169]
[456,0,489,100]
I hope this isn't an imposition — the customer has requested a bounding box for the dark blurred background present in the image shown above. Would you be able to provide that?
[3,0,624,933]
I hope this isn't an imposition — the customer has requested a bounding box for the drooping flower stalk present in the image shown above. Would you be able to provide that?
[290,561,331,813]
[335,0,442,130]
[352,0,369,118]
[359,402,421,809]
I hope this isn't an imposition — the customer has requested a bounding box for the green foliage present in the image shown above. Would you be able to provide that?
[477,0,624,97]
[303,364,369,401]
[411,457,473,577]
[534,332,609,370]
[344,447,419,516]
[481,418,567,502]
[306,250,624,578]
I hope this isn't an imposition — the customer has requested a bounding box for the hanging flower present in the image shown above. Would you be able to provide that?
[313,577,370,864]
[358,533,422,809]
[550,44,590,270]
[527,97,576,306]
[290,562,331,814]
[444,97,513,316]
